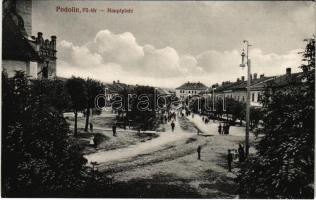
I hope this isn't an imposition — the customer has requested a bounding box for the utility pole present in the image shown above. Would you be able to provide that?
[240,40,251,157]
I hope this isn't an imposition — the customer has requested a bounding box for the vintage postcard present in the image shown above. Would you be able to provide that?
[1,0,315,198]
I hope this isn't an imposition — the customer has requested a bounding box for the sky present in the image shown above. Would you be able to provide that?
[32,0,315,88]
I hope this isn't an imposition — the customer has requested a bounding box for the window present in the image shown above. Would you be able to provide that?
[252,93,255,102]
[258,93,262,101]
[237,96,240,101]
[242,96,245,102]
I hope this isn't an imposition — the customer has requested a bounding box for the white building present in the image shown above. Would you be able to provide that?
[175,82,208,100]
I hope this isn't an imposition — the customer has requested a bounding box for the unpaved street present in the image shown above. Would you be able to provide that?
[83,114,254,198]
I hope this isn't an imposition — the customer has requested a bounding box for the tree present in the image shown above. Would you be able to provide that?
[2,72,87,197]
[236,38,315,198]
[65,77,87,136]
[30,79,71,115]
[226,98,246,124]
[127,86,157,130]
[249,107,261,129]
[84,78,104,131]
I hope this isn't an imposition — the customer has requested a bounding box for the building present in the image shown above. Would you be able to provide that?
[210,68,300,107]
[2,0,57,79]
[104,80,135,102]
[175,82,208,100]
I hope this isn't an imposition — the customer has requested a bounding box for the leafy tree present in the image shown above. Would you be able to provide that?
[30,79,71,115]
[214,98,224,119]
[84,78,104,131]
[2,72,87,197]
[65,77,87,136]
[249,107,262,129]
[226,98,246,124]
[236,38,314,198]
[127,86,157,130]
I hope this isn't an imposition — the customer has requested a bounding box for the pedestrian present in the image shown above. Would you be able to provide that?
[223,123,227,134]
[238,144,245,163]
[112,123,117,137]
[227,149,233,172]
[171,121,175,132]
[218,123,222,134]
[227,124,230,135]
[89,122,93,132]
[197,145,202,160]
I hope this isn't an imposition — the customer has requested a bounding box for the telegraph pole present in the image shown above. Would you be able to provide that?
[240,40,251,157]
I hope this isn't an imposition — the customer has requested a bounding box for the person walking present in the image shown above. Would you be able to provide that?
[171,121,175,132]
[197,145,202,160]
[112,123,117,137]
[218,123,222,134]
[227,149,233,172]
[238,144,245,163]
[89,122,93,132]
[227,124,230,135]
[223,123,227,134]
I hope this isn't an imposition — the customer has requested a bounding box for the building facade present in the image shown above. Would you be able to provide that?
[209,69,298,108]
[175,82,208,100]
[2,0,57,79]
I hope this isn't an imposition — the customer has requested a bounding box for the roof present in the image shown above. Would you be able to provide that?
[213,81,244,93]
[263,72,304,88]
[104,82,135,94]
[212,72,304,93]
[156,88,173,95]
[2,13,39,61]
[176,82,208,90]
[229,76,272,91]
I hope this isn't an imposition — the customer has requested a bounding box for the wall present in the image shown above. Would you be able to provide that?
[16,0,32,36]
[37,59,56,79]
[2,60,29,77]
[176,89,203,100]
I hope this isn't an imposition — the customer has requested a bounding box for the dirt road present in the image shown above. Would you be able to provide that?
[84,115,253,198]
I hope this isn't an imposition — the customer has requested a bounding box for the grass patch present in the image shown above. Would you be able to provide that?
[185,137,197,144]
[178,117,203,133]
[81,173,201,198]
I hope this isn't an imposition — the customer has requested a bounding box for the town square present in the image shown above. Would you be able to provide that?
[1,0,315,198]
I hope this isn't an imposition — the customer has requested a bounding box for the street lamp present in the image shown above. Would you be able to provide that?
[240,40,252,157]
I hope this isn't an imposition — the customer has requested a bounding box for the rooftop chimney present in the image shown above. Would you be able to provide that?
[286,68,291,75]
[50,36,57,50]
[241,76,245,81]
[250,74,253,80]
[237,78,240,82]
[260,74,265,78]
[113,81,116,84]
[117,80,120,83]
[254,73,257,80]
[36,32,44,44]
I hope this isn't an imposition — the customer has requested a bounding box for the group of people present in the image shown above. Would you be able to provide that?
[227,143,245,172]
[218,123,230,135]
[196,143,245,173]
[201,116,210,124]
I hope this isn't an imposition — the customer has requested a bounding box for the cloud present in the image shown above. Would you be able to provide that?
[57,29,304,88]
[91,30,144,63]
